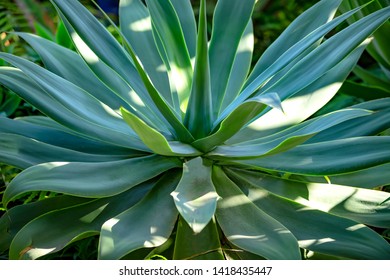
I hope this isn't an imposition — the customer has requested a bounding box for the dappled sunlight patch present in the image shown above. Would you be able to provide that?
[129,17,152,32]
[299,237,336,247]
[71,33,100,64]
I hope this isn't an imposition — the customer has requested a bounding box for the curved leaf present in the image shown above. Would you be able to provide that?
[121,107,201,156]
[99,172,180,259]
[257,6,390,104]
[208,109,371,159]
[119,0,171,104]
[193,92,282,152]
[246,0,342,85]
[230,40,369,143]
[0,196,90,253]
[308,99,390,142]
[220,5,364,120]
[209,0,256,118]
[227,169,390,228]
[0,63,148,152]
[0,133,127,169]
[0,117,139,156]
[228,171,390,259]
[9,182,152,260]
[232,137,390,175]
[16,32,125,111]
[58,2,172,134]
[171,157,219,234]
[145,0,193,112]
[213,166,301,260]
[173,217,224,260]
[220,21,254,112]
[184,0,213,139]
[3,155,181,206]
[169,0,197,59]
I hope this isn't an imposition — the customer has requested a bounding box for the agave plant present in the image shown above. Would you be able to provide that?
[0,0,390,260]
[338,0,390,100]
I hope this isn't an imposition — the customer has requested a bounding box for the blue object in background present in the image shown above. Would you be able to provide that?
[97,0,119,15]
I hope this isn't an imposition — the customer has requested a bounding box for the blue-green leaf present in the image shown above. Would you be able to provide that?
[213,166,301,260]
[246,0,343,85]
[0,133,128,169]
[209,0,256,118]
[119,0,171,104]
[226,168,390,259]
[230,137,390,175]
[0,66,148,151]
[227,169,390,229]
[146,0,193,113]
[171,157,219,234]
[208,109,371,159]
[121,107,201,156]
[3,155,181,206]
[230,39,369,143]
[173,217,224,260]
[99,172,180,259]
[0,117,138,156]
[169,0,197,58]
[220,21,254,112]
[184,0,213,139]
[193,92,282,152]
[9,182,152,260]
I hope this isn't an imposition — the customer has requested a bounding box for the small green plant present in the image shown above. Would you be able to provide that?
[0,0,390,260]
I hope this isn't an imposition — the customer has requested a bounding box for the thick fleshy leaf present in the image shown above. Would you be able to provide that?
[308,99,390,143]
[0,196,90,253]
[220,21,254,112]
[50,0,145,97]
[246,0,342,85]
[119,0,171,104]
[339,0,390,70]
[296,163,390,189]
[0,117,139,156]
[229,40,369,143]
[121,107,201,156]
[213,166,301,260]
[220,5,364,120]
[255,6,390,104]
[145,0,193,112]
[169,0,197,59]
[193,92,282,152]
[227,169,390,228]
[209,0,256,118]
[112,23,194,142]
[208,109,371,159]
[231,137,390,175]
[227,171,390,259]
[171,157,219,234]
[184,0,212,139]
[99,172,180,259]
[0,62,148,152]
[57,2,172,133]
[16,32,125,111]
[9,182,153,260]
[3,155,181,206]
[0,133,127,169]
[173,217,224,260]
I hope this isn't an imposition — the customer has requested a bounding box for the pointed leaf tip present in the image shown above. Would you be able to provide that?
[171,157,219,234]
